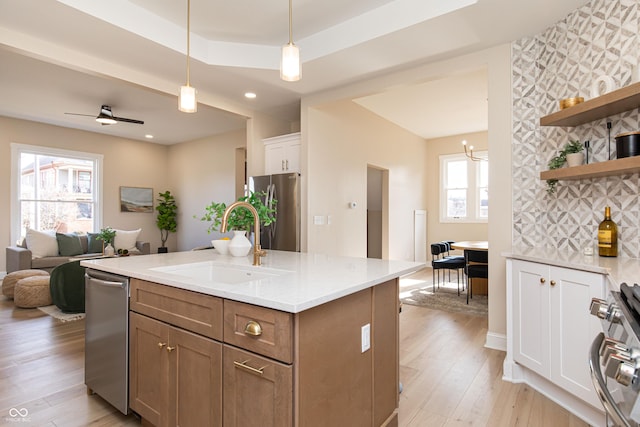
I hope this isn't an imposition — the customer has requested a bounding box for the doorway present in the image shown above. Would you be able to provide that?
[367,166,388,259]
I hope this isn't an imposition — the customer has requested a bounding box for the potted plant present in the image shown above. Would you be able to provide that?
[194,191,277,256]
[156,190,178,253]
[96,226,116,255]
[546,139,584,194]
[197,191,276,235]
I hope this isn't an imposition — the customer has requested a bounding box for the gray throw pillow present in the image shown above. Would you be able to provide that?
[87,233,103,254]
[56,232,84,256]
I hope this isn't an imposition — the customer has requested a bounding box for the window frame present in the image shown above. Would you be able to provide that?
[11,143,104,244]
[439,152,488,224]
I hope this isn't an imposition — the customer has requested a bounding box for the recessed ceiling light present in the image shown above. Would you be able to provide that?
[145,134,154,139]
[245,92,257,99]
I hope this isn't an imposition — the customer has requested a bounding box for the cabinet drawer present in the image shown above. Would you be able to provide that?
[130,279,223,341]
[223,345,292,427]
[223,300,293,363]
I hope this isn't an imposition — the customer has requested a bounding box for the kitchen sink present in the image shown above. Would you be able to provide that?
[150,261,290,285]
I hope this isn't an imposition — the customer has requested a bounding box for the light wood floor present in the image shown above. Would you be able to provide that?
[0,276,591,427]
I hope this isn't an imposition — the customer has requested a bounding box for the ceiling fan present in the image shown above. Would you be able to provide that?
[65,105,144,125]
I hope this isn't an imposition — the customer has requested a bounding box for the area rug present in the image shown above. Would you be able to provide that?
[37,305,85,322]
[400,276,488,316]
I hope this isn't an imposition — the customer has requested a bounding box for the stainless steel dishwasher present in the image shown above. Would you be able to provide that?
[84,268,130,414]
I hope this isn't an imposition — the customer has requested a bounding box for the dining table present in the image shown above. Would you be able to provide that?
[450,240,488,251]
[450,240,488,295]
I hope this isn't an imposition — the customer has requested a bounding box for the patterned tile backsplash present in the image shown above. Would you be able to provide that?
[512,0,640,258]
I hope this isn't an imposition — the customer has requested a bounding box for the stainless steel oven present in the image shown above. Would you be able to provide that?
[590,283,640,426]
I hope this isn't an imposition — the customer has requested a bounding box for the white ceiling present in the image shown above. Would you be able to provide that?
[0,0,588,144]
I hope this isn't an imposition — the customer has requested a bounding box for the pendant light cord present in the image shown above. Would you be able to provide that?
[186,0,191,86]
[288,0,293,44]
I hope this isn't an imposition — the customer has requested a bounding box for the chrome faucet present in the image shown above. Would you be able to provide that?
[220,201,266,266]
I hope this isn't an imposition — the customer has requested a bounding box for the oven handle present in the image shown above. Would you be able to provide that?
[590,332,631,427]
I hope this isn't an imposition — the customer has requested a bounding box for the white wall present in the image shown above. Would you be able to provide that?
[301,44,512,344]
[305,99,428,261]
[168,129,247,251]
[0,116,170,269]
[425,131,489,246]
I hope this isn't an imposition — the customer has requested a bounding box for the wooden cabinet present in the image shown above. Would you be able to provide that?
[511,259,605,408]
[129,277,400,427]
[130,312,223,427]
[129,311,167,426]
[222,299,294,427]
[264,132,300,174]
[223,299,293,363]
[539,82,640,183]
[129,279,224,427]
[223,345,292,427]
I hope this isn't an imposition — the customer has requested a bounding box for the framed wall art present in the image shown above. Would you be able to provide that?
[120,186,153,213]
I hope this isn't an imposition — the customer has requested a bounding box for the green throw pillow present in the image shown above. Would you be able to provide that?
[87,233,103,254]
[56,232,84,256]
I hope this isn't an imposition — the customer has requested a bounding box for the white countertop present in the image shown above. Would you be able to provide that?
[503,246,640,291]
[81,250,424,313]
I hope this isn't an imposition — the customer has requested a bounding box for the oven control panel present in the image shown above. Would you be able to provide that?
[590,288,640,426]
[600,336,640,388]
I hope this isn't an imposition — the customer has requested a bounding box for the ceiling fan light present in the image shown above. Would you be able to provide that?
[96,115,117,125]
[280,43,301,82]
[179,85,197,113]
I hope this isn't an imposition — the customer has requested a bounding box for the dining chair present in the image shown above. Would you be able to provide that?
[464,249,488,304]
[431,243,465,294]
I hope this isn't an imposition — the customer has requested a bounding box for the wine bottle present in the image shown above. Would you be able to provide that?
[598,206,618,257]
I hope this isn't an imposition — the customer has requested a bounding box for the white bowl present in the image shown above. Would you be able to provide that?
[211,239,230,255]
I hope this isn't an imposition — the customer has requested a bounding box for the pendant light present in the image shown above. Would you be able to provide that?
[179,0,197,112]
[280,0,301,82]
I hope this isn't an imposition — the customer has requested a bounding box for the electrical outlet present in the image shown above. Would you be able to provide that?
[361,323,371,353]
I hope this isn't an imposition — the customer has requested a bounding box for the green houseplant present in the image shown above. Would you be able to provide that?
[156,190,178,253]
[96,226,116,254]
[197,191,276,235]
[546,139,584,194]
[96,226,116,246]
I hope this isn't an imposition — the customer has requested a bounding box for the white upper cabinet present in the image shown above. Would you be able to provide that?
[264,132,300,175]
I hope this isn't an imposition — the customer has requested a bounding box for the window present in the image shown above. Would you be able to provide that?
[11,144,103,243]
[440,152,488,223]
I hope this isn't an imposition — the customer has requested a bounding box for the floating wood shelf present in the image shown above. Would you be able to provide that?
[540,156,640,181]
[540,82,640,127]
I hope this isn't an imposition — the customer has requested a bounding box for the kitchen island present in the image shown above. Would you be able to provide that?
[82,250,423,427]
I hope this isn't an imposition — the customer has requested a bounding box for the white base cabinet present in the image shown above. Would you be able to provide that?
[506,259,606,423]
[263,132,300,175]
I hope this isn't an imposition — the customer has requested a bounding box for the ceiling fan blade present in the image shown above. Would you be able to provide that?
[113,116,144,125]
[65,105,143,125]
[64,112,95,117]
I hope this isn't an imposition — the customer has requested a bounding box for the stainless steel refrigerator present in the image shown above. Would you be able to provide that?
[249,172,300,252]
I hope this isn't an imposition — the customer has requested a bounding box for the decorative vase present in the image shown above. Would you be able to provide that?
[566,152,584,167]
[104,243,115,257]
[228,231,252,257]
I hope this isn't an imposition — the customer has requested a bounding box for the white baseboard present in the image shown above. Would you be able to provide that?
[485,331,506,351]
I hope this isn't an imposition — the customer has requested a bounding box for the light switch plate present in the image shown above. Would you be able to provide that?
[361,323,371,353]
